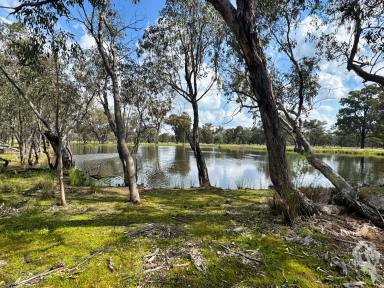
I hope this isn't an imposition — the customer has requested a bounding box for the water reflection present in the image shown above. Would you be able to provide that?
[71,144,384,189]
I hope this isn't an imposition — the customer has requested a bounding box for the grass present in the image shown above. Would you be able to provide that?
[209,144,384,157]
[0,169,380,287]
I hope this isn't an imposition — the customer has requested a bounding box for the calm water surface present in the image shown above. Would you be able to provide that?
[72,145,384,189]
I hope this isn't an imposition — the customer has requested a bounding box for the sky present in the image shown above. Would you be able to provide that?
[0,0,367,130]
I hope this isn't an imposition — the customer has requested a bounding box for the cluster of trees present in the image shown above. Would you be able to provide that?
[0,0,383,226]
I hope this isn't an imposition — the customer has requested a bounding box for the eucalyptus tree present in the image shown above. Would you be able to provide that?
[166,113,192,144]
[0,78,39,165]
[268,0,384,227]
[77,0,140,202]
[0,23,95,206]
[206,0,318,219]
[323,0,384,88]
[336,84,384,148]
[139,0,225,187]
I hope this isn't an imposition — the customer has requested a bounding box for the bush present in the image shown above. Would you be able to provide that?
[69,168,87,186]
[37,179,56,199]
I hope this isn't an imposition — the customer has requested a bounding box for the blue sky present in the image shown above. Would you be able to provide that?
[0,0,366,130]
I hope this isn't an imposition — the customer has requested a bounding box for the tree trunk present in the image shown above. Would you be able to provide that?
[18,140,25,165]
[155,124,160,145]
[292,124,384,227]
[28,141,34,166]
[117,138,140,203]
[57,140,67,206]
[44,131,73,169]
[33,143,40,166]
[207,0,318,220]
[42,134,53,169]
[190,101,210,187]
[360,128,366,149]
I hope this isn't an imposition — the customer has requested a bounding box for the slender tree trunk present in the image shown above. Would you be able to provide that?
[42,134,53,169]
[28,141,34,166]
[360,128,366,149]
[190,101,210,187]
[155,124,160,145]
[18,140,25,165]
[33,142,40,166]
[57,140,67,206]
[117,138,140,202]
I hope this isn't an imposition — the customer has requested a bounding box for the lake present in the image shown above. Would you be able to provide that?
[72,144,384,189]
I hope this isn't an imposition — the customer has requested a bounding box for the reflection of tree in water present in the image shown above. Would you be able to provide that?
[334,156,379,187]
[168,146,190,176]
[74,145,384,188]
[140,146,170,187]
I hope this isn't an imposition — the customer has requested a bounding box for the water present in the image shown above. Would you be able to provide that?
[72,144,384,189]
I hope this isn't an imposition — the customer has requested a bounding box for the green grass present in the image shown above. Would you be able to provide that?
[0,170,379,287]
[209,144,384,157]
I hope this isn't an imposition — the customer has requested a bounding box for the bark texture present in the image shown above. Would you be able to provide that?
[291,124,384,227]
[93,0,140,203]
[207,0,317,219]
[44,131,73,169]
[189,101,210,187]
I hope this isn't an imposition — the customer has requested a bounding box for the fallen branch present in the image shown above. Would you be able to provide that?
[144,248,159,263]
[8,249,107,287]
[219,244,263,264]
[8,262,65,287]
[144,266,165,274]
[107,257,115,272]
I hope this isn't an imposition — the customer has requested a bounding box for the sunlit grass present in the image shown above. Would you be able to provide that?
[0,170,379,287]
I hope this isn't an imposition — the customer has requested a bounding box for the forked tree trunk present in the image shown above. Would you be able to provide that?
[190,101,210,187]
[44,131,73,169]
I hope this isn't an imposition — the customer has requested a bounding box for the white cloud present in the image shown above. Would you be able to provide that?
[317,105,333,113]
[276,15,367,125]
[0,16,13,24]
[0,0,19,8]
[309,107,336,128]
[79,31,96,49]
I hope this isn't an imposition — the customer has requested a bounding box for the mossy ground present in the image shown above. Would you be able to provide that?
[0,169,382,287]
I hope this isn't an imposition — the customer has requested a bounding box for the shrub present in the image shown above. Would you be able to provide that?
[69,168,87,186]
[38,179,56,199]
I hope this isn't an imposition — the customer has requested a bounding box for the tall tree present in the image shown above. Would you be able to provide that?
[139,0,224,187]
[78,0,140,202]
[336,85,384,148]
[207,0,317,219]
[0,23,94,205]
[166,113,192,144]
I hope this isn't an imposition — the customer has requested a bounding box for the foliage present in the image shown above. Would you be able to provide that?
[336,85,384,148]
[69,168,88,186]
[165,113,192,144]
